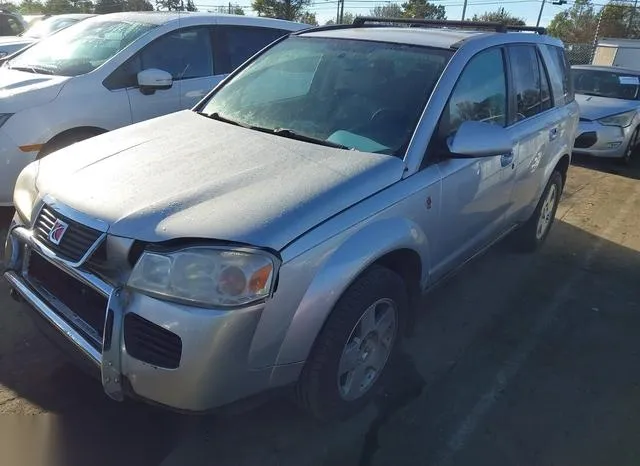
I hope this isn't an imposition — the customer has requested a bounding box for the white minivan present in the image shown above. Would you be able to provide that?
[0,12,308,205]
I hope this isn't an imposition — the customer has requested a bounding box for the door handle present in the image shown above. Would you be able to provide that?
[500,150,514,168]
[549,127,559,141]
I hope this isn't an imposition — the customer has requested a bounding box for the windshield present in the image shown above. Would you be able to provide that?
[8,19,157,77]
[22,16,82,39]
[573,68,640,100]
[201,36,452,156]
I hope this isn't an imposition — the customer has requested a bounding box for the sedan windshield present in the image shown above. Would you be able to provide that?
[201,36,452,156]
[8,19,156,77]
[573,68,640,100]
[22,16,83,39]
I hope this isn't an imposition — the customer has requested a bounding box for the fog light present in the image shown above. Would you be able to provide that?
[607,142,622,149]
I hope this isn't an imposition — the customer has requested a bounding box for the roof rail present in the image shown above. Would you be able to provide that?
[352,17,546,35]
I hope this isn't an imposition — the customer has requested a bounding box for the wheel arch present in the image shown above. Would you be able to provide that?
[272,217,429,371]
[38,126,108,158]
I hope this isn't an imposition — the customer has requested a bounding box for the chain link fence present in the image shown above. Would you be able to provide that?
[564,43,596,65]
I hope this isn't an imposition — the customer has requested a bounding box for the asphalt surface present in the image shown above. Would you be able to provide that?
[1,156,639,466]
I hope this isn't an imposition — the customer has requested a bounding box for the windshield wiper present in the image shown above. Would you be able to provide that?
[271,128,351,150]
[198,111,251,128]
[9,64,55,75]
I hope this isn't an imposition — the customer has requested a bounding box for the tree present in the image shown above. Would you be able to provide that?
[210,4,245,14]
[18,0,44,14]
[0,2,18,12]
[95,0,152,12]
[251,0,311,21]
[299,11,317,25]
[547,0,598,43]
[370,3,403,18]
[156,0,195,11]
[471,7,525,26]
[400,0,445,19]
[43,0,79,14]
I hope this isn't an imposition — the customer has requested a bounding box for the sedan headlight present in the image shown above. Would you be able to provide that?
[13,160,39,223]
[128,247,278,307]
[598,110,637,128]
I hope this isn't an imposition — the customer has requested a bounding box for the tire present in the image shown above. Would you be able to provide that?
[511,170,563,253]
[296,265,408,421]
[37,130,102,159]
[619,127,639,166]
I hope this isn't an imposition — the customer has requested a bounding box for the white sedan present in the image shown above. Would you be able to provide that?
[0,12,308,206]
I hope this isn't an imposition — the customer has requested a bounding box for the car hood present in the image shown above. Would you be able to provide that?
[575,93,640,121]
[0,37,34,47]
[0,68,70,112]
[36,110,405,251]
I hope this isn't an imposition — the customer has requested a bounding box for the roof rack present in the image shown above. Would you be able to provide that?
[351,17,546,35]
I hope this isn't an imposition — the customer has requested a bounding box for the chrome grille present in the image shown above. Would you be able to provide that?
[34,205,102,263]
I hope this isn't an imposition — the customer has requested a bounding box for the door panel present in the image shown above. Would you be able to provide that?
[426,47,515,279]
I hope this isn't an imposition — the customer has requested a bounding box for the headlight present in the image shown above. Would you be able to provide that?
[13,160,39,223]
[598,110,637,127]
[0,113,13,128]
[128,247,278,307]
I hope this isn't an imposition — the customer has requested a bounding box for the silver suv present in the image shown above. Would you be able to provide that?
[4,18,578,420]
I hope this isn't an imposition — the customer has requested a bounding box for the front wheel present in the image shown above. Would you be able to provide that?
[620,127,639,166]
[296,266,408,421]
[511,170,563,253]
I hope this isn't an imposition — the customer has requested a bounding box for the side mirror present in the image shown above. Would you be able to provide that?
[447,120,512,158]
[137,68,173,95]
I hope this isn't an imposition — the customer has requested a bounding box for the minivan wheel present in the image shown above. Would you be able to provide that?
[296,266,407,421]
[511,170,563,253]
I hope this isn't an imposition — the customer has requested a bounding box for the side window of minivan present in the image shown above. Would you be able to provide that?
[508,45,553,121]
[104,27,214,90]
[442,48,507,136]
[213,26,290,75]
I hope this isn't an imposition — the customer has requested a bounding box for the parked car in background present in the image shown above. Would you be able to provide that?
[0,10,26,36]
[0,11,308,206]
[0,14,96,58]
[22,14,47,28]
[572,65,640,164]
[4,18,577,420]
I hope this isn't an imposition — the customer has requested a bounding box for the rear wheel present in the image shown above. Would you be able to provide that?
[511,170,563,253]
[296,266,407,421]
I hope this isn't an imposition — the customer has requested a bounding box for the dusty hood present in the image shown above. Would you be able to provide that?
[0,67,70,112]
[575,93,640,121]
[36,110,405,250]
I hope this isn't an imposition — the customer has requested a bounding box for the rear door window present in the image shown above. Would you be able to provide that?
[543,44,575,104]
[508,45,550,121]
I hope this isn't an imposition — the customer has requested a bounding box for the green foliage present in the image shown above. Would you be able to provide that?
[155,0,195,11]
[400,0,446,20]
[209,4,245,14]
[298,11,317,25]
[18,0,44,14]
[95,0,153,13]
[370,3,403,18]
[251,0,311,21]
[547,0,598,43]
[42,0,80,14]
[471,7,525,26]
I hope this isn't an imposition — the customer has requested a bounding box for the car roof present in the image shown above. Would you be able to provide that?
[299,25,557,50]
[47,14,96,20]
[573,64,640,75]
[88,11,308,30]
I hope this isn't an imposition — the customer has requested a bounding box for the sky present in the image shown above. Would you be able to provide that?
[192,0,579,27]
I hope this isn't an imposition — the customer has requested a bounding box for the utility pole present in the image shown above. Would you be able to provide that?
[336,0,345,23]
[336,0,341,23]
[628,0,638,36]
[461,0,468,20]
[536,0,546,27]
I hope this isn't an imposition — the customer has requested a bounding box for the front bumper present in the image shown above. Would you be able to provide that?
[0,128,38,206]
[573,120,634,158]
[3,223,279,412]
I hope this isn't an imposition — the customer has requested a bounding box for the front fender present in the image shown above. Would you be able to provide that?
[272,216,430,368]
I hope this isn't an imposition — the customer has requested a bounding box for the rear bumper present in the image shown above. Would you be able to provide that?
[3,223,292,412]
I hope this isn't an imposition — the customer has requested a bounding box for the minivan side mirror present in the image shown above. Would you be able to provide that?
[447,120,512,158]
[137,68,173,95]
